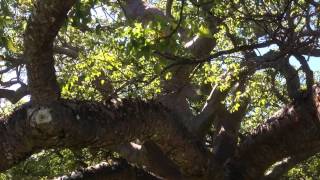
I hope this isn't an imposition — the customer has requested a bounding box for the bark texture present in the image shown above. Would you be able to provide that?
[1,0,320,179]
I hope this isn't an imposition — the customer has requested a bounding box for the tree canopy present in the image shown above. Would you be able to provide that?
[0,0,320,179]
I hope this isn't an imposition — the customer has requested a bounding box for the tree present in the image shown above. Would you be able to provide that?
[0,0,320,179]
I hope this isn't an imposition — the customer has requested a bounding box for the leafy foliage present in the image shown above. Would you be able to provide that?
[0,0,320,179]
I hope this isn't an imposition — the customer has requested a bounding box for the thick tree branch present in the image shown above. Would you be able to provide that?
[0,99,207,177]
[166,0,174,17]
[190,69,250,179]
[0,84,29,104]
[56,159,161,180]
[277,57,301,101]
[0,55,26,67]
[227,95,320,180]
[294,53,314,94]
[117,141,183,179]
[193,83,230,134]
[24,0,76,104]
[208,99,250,180]
[141,141,183,179]
[263,146,320,180]
[299,48,320,57]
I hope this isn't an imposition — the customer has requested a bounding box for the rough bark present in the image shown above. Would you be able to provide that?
[0,99,207,177]
[24,0,76,104]
[1,0,320,179]
[227,98,320,180]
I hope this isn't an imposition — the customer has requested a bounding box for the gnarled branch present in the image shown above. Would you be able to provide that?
[24,0,76,104]
[0,99,207,176]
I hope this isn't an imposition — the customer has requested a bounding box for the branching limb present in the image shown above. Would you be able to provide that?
[120,0,217,130]
[293,53,314,94]
[208,98,250,179]
[194,69,252,136]
[193,82,230,135]
[268,71,289,104]
[299,48,320,57]
[227,97,320,179]
[24,0,76,104]
[0,84,29,104]
[277,57,301,101]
